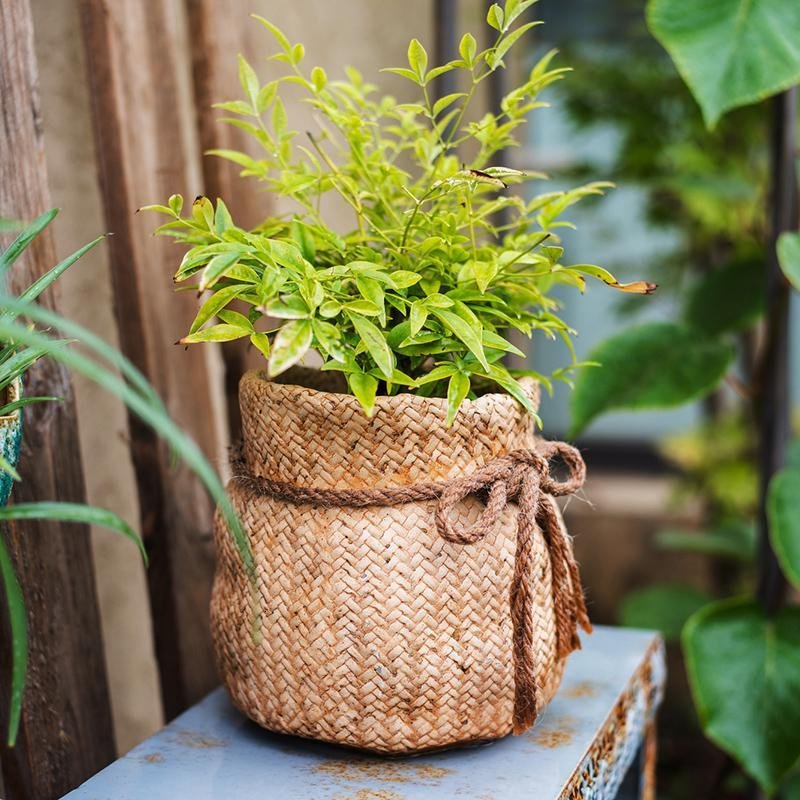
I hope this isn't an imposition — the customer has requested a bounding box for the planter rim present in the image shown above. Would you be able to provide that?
[241,366,540,417]
[239,367,540,489]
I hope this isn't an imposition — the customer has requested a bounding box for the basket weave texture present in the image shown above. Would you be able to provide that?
[211,367,587,753]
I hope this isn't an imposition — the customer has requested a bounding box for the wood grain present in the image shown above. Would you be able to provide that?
[0,1,116,797]
[185,0,268,438]
[79,0,224,719]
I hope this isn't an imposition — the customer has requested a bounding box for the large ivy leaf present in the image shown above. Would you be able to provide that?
[570,322,735,436]
[683,255,765,337]
[683,599,800,794]
[620,583,711,640]
[777,232,800,292]
[647,0,800,128]
[767,467,800,588]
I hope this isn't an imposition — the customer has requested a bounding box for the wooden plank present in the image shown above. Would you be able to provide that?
[185,0,267,439]
[79,0,224,719]
[0,1,116,797]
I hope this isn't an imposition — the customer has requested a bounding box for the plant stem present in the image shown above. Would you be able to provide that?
[756,87,797,616]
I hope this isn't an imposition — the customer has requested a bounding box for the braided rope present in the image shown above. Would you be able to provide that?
[230,439,591,734]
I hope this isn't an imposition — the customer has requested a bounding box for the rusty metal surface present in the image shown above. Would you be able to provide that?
[62,626,665,800]
[561,637,665,799]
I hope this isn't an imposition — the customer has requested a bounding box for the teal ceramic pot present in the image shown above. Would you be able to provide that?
[0,379,23,507]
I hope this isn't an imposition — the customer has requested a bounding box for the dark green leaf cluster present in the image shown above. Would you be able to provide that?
[147,1,652,425]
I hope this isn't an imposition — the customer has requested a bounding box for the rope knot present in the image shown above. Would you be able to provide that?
[229,438,591,736]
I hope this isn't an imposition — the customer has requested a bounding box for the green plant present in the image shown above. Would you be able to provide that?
[0,210,249,746]
[146,0,653,425]
[569,0,800,794]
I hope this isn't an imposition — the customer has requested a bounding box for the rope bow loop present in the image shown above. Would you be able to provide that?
[432,443,591,733]
[230,439,591,735]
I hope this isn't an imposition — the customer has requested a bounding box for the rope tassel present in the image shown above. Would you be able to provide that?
[230,439,591,736]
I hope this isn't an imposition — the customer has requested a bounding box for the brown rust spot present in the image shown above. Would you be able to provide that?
[563,681,597,699]
[173,729,229,749]
[141,753,164,763]
[314,759,450,785]
[528,715,576,749]
[531,728,574,748]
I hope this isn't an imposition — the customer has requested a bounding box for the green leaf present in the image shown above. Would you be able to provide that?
[0,396,58,420]
[683,599,800,793]
[181,323,251,344]
[318,300,341,319]
[446,372,470,426]
[252,15,292,54]
[268,240,307,272]
[272,96,287,136]
[486,3,505,31]
[409,300,428,336]
[199,251,240,291]
[342,300,381,317]
[489,22,540,69]
[190,284,248,333]
[249,332,270,360]
[290,219,316,263]
[0,534,26,746]
[311,319,345,362]
[482,364,538,418]
[0,501,147,745]
[390,270,422,289]
[684,255,765,337]
[217,309,254,330]
[474,261,498,293]
[168,194,183,216]
[381,67,420,84]
[256,82,277,114]
[431,309,489,370]
[0,209,58,278]
[620,583,711,640]
[311,66,328,91]
[432,92,466,117]
[237,55,260,108]
[214,199,233,234]
[482,329,524,357]
[347,371,378,417]
[347,312,394,379]
[268,319,313,376]
[504,0,538,27]
[355,275,385,323]
[570,322,735,436]
[777,232,800,292]
[19,236,104,305]
[0,502,146,564]
[407,38,428,81]
[656,521,756,563]
[459,33,477,65]
[768,467,800,589]
[647,0,800,128]
[263,295,309,320]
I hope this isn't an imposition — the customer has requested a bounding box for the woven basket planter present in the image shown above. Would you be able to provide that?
[211,367,589,754]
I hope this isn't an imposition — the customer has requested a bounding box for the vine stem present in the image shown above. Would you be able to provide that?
[756,87,797,616]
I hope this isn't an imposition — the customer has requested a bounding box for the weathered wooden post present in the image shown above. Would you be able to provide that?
[0,2,116,797]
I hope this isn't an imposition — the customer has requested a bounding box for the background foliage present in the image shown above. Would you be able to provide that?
[568,0,800,794]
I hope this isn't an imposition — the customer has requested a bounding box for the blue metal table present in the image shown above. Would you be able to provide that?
[63,626,664,800]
